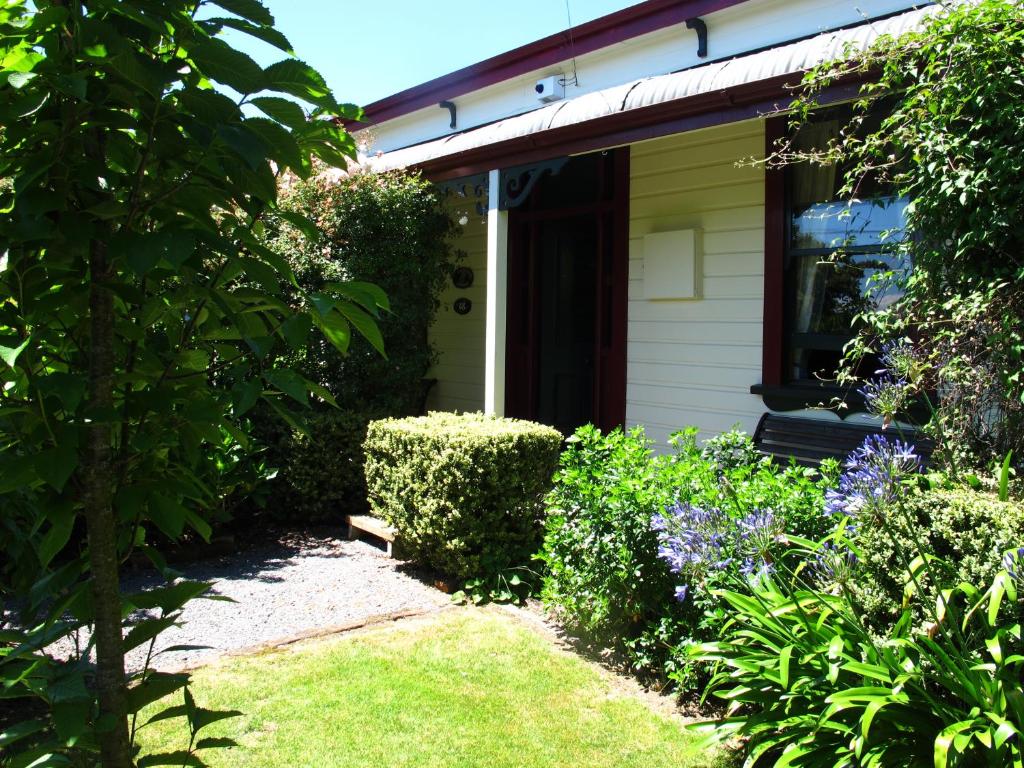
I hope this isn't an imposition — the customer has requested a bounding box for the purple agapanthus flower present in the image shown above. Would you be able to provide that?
[653,503,729,576]
[824,434,922,520]
[674,585,690,603]
[858,373,909,420]
[1002,547,1024,582]
[811,541,858,586]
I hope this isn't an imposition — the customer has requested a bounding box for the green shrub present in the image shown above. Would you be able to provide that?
[851,485,1024,628]
[268,169,460,414]
[538,425,832,686]
[257,410,375,524]
[363,412,562,580]
[689,435,1024,767]
[538,426,686,655]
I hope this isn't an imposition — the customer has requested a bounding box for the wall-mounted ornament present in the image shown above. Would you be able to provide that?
[452,267,474,289]
[453,297,472,316]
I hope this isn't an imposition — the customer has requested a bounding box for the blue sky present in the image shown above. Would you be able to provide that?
[230,0,639,107]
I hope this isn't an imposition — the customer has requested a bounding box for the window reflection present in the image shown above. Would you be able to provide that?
[783,112,910,384]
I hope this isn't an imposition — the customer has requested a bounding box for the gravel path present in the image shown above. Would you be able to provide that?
[113,532,450,671]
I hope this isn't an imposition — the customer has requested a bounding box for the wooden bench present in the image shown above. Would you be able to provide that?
[752,413,932,467]
[345,514,397,557]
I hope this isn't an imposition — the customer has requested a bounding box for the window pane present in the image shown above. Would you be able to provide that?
[789,251,906,334]
[786,251,907,382]
[791,195,908,250]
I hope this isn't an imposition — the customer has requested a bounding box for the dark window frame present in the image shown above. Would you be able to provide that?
[753,113,907,411]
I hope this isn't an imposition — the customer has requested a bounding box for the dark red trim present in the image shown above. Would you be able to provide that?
[761,115,787,388]
[418,77,865,182]
[356,0,751,126]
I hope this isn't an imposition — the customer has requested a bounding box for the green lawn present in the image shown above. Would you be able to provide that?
[139,608,722,768]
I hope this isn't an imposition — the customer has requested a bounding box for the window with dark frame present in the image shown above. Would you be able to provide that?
[756,108,910,410]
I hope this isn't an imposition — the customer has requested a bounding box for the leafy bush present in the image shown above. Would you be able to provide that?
[688,435,1024,767]
[256,409,375,524]
[538,425,832,685]
[850,485,1024,629]
[538,426,687,665]
[363,412,562,580]
[268,169,460,414]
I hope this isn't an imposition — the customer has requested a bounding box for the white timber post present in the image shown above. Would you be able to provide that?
[484,168,508,416]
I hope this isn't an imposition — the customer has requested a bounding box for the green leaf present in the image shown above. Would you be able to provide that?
[148,496,187,540]
[34,443,78,491]
[998,450,1012,501]
[124,615,179,654]
[188,37,264,95]
[0,337,30,369]
[934,720,974,768]
[778,644,793,690]
[0,719,46,748]
[264,368,308,407]
[242,116,304,172]
[279,313,312,349]
[315,308,350,354]
[128,581,214,614]
[335,300,386,356]
[218,124,270,171]
[37,506,75,567]
[249,96,308,130]
[274,208,319,241]
[52,701,90,742]
[261,59,336,110]
[210,0,274,25]
[208,16,291,52]
[232,378,262,416]
[125,673,190,715]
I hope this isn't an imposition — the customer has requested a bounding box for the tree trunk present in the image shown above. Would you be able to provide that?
[83,238,133,768]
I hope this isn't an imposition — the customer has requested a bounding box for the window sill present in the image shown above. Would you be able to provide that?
[749,382,866,414]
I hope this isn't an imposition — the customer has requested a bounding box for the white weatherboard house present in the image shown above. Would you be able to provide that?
[357,0,931,454]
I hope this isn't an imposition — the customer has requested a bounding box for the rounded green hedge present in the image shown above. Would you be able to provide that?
[851,486,1024,629]
[363,412,563,579]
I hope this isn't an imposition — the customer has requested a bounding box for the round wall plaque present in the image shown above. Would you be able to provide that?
[453,297,472,315]
[452,266,474,289]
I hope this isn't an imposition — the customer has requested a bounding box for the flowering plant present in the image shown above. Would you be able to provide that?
[685,434,1024,767]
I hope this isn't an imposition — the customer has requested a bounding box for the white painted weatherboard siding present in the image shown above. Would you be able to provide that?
[626,120,766,447]
[426,205,487,413]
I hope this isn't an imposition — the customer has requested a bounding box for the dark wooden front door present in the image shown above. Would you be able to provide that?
[505,148,629,435]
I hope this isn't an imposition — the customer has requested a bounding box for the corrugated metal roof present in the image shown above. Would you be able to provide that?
[367,5,934,172]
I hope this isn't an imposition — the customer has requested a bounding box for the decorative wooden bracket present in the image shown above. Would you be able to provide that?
[686,17,708,58]
[439,100,457,129]
[498,157,569,210]
[436,173,488,215]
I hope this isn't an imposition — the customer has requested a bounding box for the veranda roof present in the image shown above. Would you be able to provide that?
[366,5,934,173]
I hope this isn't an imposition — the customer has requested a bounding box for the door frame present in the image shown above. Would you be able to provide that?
[504,147,629,432]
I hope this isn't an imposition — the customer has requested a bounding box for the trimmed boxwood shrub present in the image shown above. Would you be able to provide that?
[363,412,563,579]
[850,486,1024,629]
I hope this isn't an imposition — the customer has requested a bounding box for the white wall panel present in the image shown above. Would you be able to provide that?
[626,120,767,446]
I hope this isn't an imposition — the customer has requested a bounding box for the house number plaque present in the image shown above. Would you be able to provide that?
[454,298,472,315]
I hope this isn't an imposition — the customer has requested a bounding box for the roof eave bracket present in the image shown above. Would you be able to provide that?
[686,17,709,58]
[439,100,457,129]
